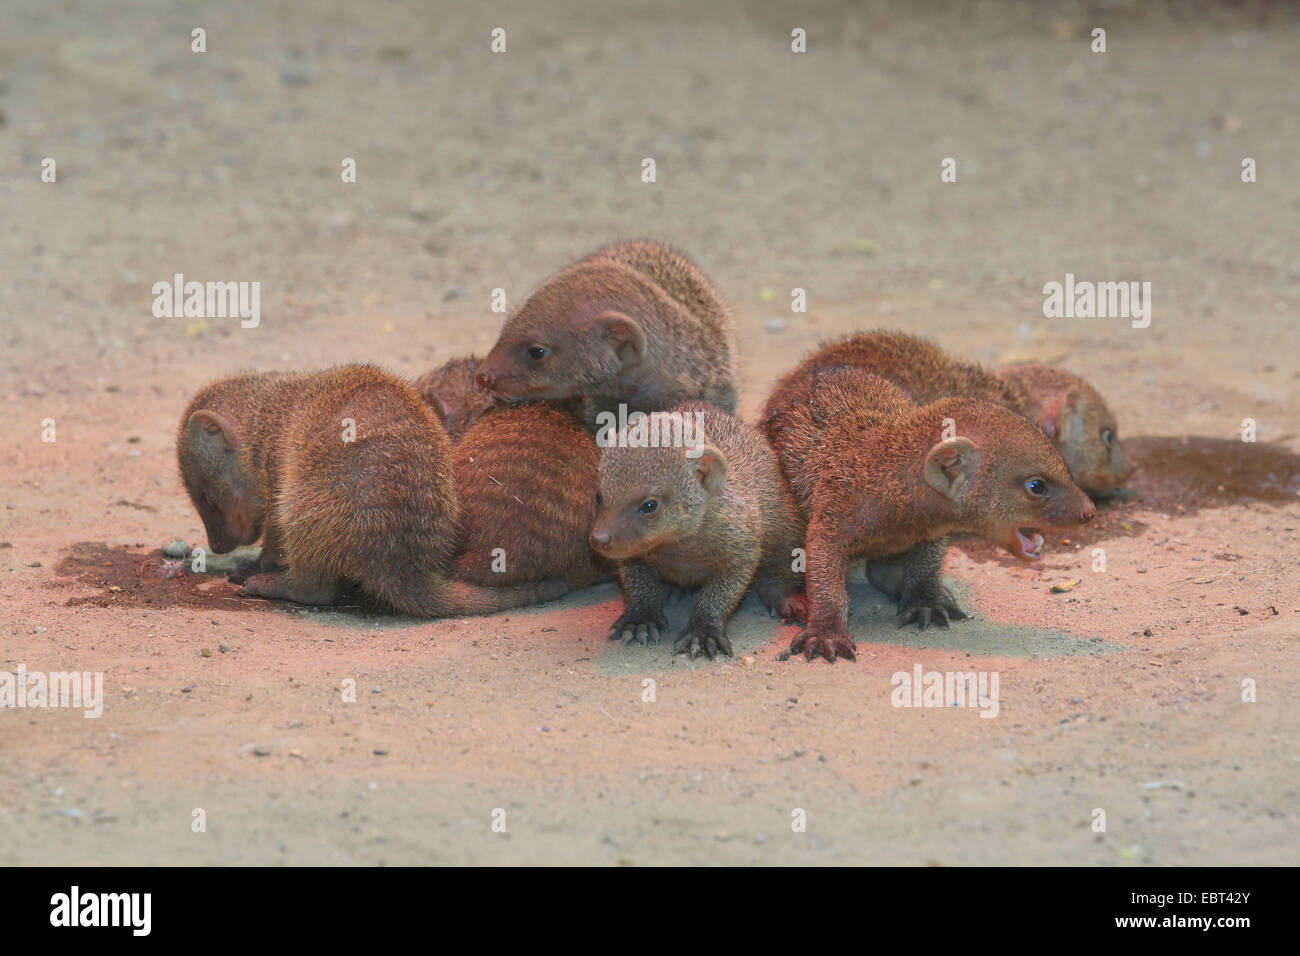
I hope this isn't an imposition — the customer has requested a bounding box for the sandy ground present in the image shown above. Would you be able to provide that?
[2,0,1298,865]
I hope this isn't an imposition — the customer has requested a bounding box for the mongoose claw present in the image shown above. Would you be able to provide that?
[673,626,733,660]
[608,609,668,646]
[621,624,659,646]
[896,588,967,631]
[789,625,856,663]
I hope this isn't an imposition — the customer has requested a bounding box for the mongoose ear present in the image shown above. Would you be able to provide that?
[1035,387,1084,442]
[593,310,647,369]
[692,445,728,495]
[187,410,239,456]
[423,388,461,431]
[1050,387,1088,444]
[924,437,981,501]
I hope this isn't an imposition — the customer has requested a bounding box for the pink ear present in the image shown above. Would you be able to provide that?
[428,391,459,429]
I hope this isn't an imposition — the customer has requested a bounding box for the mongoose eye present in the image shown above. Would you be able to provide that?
[527,346,547,361]
[594,491,603,507]
[1024,478,1047,498]
[638,499,658,516]
[1101,428,1115,445]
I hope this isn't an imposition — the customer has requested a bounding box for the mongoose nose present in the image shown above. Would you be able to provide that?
[589,530,611,548]
[475,370,495,389]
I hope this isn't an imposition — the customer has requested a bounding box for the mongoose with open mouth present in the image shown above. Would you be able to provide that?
[760,330,1130,620]
[474,241,738,429]
[763,367,1095,662]
[177,365,565,616]
[590,402,806,659]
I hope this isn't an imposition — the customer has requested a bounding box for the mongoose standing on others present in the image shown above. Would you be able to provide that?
[452,401,614,591]
[589,402,806,659]
[474,241,739,429]
[177,365,565,616]
[763,367,1095,662]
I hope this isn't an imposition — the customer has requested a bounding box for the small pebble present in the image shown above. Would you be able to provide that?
[162,539,189,558]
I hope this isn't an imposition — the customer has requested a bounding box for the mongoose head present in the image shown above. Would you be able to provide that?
[475,264,650,403]
[589,431,725,561]
[177,410,263,553]
[997,364,1136,496]
[922,401,1097,561]
[412,355,495,440]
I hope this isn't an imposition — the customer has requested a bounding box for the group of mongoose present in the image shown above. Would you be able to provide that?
[178,241,1135,663]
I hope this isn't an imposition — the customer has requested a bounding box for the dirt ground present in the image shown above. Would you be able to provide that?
[2,0,1298,865]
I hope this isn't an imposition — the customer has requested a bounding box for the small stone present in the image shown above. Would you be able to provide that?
[218,643,230,653]
[162,539,190,558]
[253,746,271,757]
[200,648,212,658]
[763,318,785,333]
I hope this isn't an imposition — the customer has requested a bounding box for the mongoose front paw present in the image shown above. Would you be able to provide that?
[789,624,856,663]
[239,571,289,600]
[896,585,967,630]
[228,556,284,586]
[608,609,669,646]
[673,624,733,660]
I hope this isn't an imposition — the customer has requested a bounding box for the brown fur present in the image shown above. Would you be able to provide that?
[475,240,738,429]
[996,362,1134,494]
[176,365,565,616]
[759,330,1135,496]
[411,355,496,442]
[452,402,614,591]
[590,402,806,659]
[762,367,1096,662]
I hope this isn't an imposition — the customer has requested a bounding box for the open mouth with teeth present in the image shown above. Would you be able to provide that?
[1003,527,1044,560]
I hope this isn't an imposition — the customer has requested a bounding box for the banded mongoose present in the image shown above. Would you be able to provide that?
[589,402,807,659]
[763,367,1096,662]
[177,365,565,616]
[760,329,1131,620]
[474,240,739,429]
[760,329,1135,496]
[452,401,614,591]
